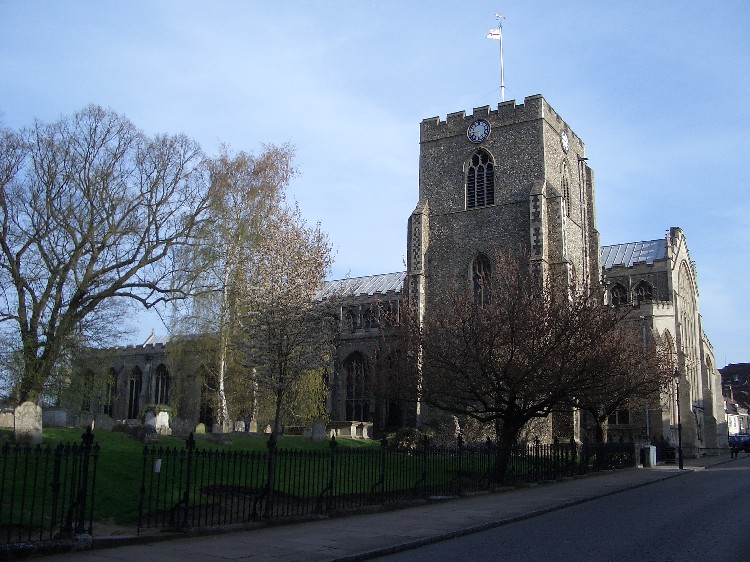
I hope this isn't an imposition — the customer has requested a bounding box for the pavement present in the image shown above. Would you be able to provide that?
[36,452,739,561]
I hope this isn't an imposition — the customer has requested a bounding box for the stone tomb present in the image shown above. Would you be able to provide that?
[42,406,69,428]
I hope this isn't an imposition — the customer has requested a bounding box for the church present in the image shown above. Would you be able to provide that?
[80,94,727,454]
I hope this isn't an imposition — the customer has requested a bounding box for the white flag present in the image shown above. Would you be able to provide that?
[487,28,502,40]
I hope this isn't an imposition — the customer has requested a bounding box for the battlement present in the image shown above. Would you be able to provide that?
[420,95,583,148]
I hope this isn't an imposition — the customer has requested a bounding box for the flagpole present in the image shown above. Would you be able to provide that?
[499,24,505,102]
[488,13,506,102]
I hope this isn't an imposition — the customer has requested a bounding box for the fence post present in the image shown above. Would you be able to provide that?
[378,436,387,501]
[421,434,429,497]
[534,436,541,481]
[263,433,277,519]
[456,435,465,494]
[74,426,95,534]
[179,433,196,529]
[327,435,337,510]
[570,436,577,475]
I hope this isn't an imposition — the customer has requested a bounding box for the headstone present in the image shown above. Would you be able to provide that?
[42,406,68,428]
[14,402,42,445]
[75,412,95,430]
[264,424,272,434]
[312,419,326,442]
[234,420,245,432]
[94,414,115,431]
[155,411,171,435]
[195,422,206,434]
[0,410,14,429]
[248,419,258,433]
[144,411,156,427]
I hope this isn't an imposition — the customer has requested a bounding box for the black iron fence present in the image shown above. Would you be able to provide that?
[137,435,636,534]
[0,427,100,545]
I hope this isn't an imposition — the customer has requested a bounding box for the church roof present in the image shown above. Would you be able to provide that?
[601,239,667,269]
[141,331,171,346]
[316,271,406,300]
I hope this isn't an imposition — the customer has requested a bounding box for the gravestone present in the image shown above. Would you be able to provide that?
[312,419,326,442]
[14,402,42,445]
[155,411,171,435]
[0,410,14,429]
[42,406,68,428]
[94,414,115,431]
[234,420,245,432]
[264,424,272,434]
[195,422,206,434]
[248,419,258,433]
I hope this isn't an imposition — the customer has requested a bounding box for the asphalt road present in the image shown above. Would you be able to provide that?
[376,457,750,562]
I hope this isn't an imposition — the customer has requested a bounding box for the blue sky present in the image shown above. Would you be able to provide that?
[1,1,748,366]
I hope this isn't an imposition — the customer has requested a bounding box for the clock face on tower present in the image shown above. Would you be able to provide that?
[467,119,491,143]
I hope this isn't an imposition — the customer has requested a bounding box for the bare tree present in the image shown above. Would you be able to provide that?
[172,144,295,431]
[567,320,673,443]
[240,204,334,439]
[377,249,641,482]
[0,106,211,403]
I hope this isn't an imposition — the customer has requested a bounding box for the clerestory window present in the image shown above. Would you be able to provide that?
[611,283,627,306]
[466,149,495,209]
[634,281,654,303]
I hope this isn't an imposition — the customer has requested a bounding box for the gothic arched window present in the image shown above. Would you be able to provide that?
[344,353,370,422]
[154,364,170,404]
[611,283,628,306]
[561,161,571,217]
[634,281,654,303]
[472,254,491,304]
[127,367,142,420]
[102,368,117,416]
[466,149,495,209]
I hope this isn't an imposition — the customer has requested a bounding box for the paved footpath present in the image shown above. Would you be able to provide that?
[39,453,739,562]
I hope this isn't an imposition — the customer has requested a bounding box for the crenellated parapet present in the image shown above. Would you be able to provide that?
[420,95,583,152]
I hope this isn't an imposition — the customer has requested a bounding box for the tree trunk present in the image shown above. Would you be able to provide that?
[491,419,521,485]
[594,417,607,444]
[215,261,233,433]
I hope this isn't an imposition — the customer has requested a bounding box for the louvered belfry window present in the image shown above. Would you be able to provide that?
[466,149,495,209]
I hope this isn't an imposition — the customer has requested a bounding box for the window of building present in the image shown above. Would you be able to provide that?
[127,368,142,420]
[466,149,495,209]
[608,409,630,425]
[610,283,627,306]
[562,162,571,217]
[472,254,491,304]
[346,308,359,332]
[345,353,370,422]
[101,368,117,416]
[634,281,654,303]
[154,364,170,404]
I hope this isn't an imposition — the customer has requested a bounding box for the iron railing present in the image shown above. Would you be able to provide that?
[137,435,636,534]
[0,427,100,544]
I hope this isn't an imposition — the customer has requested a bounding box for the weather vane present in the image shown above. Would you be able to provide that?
[487,13,506,102]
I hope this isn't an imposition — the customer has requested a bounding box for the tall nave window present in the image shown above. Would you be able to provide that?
[466,149,495,209]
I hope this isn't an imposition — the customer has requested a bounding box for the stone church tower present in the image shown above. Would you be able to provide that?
[407,95,601,435]
[408,95,600,321]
